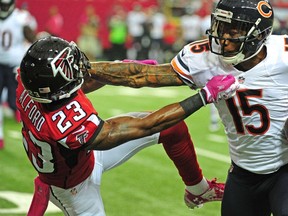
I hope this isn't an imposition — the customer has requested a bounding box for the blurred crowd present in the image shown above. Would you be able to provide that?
[13,1,216,64]
[70,1,214,63]
[13,0,288,64]
[93,1,216,63]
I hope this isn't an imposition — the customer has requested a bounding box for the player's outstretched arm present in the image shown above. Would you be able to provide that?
[81,74,106,93]
[88,61,184,89]
[82,60,182,94]
[86,75,239,150]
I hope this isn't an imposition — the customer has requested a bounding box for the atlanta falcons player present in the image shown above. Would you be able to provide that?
[88,0,288,215]
[0,0,36,149]
[17,36,238,215]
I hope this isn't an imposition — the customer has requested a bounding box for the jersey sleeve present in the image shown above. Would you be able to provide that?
[171,39,221,89]
[17,9,37,29]
[171,45,197,89]
[57,113,104,150]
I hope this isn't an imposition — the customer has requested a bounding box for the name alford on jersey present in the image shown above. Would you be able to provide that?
[18,89,45,131]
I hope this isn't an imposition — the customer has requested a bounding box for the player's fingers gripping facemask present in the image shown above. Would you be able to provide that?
[20,36,91,103]
[0,0,15,20]
[206,0,274,65]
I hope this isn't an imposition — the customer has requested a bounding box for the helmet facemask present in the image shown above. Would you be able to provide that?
[0,0,15,20]
[207,7,272,65]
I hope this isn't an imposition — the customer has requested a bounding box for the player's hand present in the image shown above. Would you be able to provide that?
[122,59,158,65]
[201,75,239,104]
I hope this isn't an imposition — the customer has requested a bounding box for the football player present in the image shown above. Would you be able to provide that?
[0,0,36,149]
[17,36,238,215]
[89,0,288,215]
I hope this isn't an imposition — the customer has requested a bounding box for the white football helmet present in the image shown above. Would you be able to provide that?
[0,0,15,20]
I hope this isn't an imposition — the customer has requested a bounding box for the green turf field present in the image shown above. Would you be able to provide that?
[0,85,230,216]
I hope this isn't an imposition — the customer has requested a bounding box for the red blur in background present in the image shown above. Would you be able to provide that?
[16,0,158,49]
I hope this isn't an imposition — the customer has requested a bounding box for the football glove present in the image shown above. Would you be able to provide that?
[201,74,239,105]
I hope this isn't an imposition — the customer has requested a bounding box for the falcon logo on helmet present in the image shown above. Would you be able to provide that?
[20,36,89,103]
[51,47,78,82]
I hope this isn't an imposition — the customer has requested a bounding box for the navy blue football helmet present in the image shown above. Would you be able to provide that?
[207,0,274,65]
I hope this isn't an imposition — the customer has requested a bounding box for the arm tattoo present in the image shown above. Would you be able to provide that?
[89,62,185,88]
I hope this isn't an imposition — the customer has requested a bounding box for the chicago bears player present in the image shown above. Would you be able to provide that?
[0,0,36,149]
[88,0,288,215]
[16,36,238,215]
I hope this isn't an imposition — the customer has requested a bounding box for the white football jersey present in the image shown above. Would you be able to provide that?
[171,35,288,174]
[0,8,33,67]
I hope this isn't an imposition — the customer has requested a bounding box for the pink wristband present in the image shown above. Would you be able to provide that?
[123,59,158,65]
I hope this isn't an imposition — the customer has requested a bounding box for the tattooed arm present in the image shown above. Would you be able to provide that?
[83,61,185,93]
[86,74,238,150]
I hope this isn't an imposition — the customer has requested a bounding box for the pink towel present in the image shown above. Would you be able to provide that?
[27,177,50,216]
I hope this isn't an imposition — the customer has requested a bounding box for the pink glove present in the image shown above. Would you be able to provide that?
[122,59,158,65]
[201,74,239,104]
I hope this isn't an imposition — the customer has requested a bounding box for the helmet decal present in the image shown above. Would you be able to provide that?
[39,87,51,94]
[51,47,75,81]
[257,1,273,18]
[20,36,86,103]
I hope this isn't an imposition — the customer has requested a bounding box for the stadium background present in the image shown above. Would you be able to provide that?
[15,0,159,49]
[14,0,288,51]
